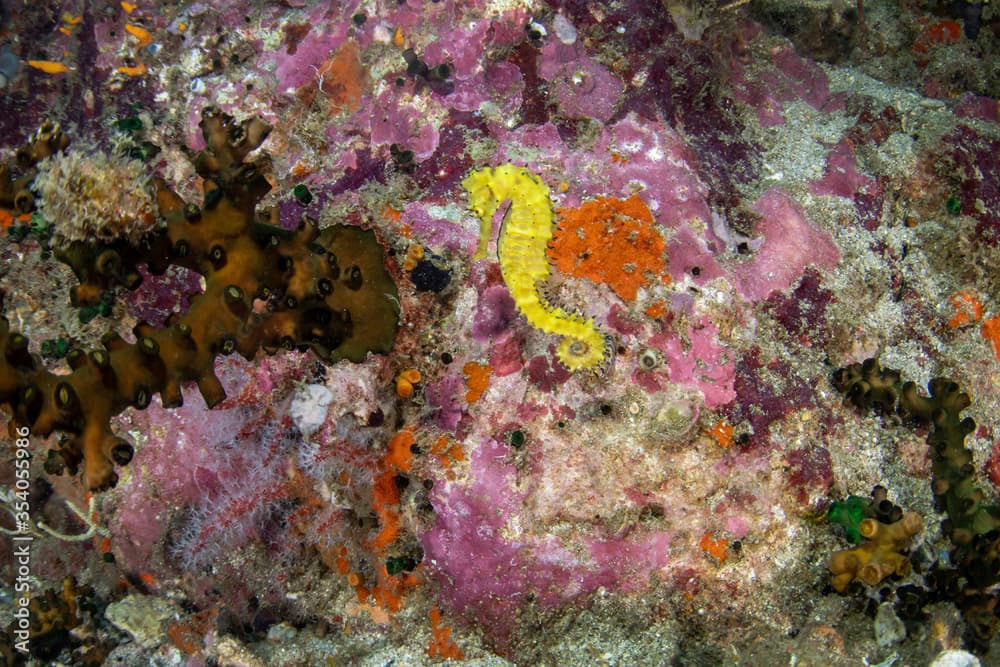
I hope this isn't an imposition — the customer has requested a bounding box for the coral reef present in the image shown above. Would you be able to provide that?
[0,0,998,664]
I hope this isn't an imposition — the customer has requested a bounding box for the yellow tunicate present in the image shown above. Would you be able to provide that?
[125,23,153,46]
[117,63,148,77]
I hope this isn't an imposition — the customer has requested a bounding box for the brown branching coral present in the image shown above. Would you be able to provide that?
[0,107,399,491]
[833,358,1000,650]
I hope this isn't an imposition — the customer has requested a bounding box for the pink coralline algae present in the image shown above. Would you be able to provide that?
[401,202,477,255]
[422,17,528,114]
[737,188,840,301]
[367,88,441,160]
[538,42,624,123]
[495,113,713,226]
[488,332,524,377]
[472,285,518,343]
[638,318,737,409]
[271,6,350,95]
[728,31,837,128]
[422,436,673,651]
[425,373,467,433]
[810,139,878,200]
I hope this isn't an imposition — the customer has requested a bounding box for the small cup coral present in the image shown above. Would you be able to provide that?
[828,511,923,592]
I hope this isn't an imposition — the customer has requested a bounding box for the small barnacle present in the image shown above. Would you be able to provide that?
[525,18,547,46]
[567,66,595,93]
[651,393,700,441]
[638,347,662,371]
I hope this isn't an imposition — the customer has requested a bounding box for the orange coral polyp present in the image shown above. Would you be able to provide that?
[386,429,415,472]
[699,533,730,563]
[550,195,668,302]
[982,315,1000,363]
[948,290,983,329]
[706,421,734,448]
[427,606,464,659]
[399,368,422,384]
[396,377,415,397]
[462,360,491,403]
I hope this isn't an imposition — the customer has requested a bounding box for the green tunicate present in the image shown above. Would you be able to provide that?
[509,430,526,448]
[293,184,313,205]
[125,142,160,162]
[80,298,114,323]
[116,116,143,132]
[945,196,962,215]
[385,555,417,575]
[828,495,870,543]
[30,213,48,232]
[78,306,99,324]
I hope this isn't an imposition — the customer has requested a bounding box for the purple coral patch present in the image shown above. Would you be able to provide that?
[765,268,834,341]
[473,285,518,342]
[786,445,834,506]
[724,348,816,449]
[526,350,572,391]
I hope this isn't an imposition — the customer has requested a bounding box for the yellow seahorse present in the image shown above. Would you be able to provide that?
[462,164,607,372]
